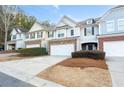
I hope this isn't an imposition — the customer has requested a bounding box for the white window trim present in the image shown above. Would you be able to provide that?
[117,18,124,31]
[106,20,115,32]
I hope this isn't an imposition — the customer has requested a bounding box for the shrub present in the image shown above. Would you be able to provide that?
[19,47,47,56]
[72,50,105,60]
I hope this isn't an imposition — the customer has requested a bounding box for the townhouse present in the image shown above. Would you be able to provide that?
[78,18,100,51]
[48,16,80,56]
[7,5,124,57]
[98,5,124,57]
[7,28,27,50]
[24,22,50,49]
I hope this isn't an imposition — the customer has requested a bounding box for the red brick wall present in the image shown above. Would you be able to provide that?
[98,35,124,51]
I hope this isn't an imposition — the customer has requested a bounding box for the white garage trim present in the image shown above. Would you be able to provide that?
[104,41,124,57]
[26,44,40,48]
[50,44,75,56]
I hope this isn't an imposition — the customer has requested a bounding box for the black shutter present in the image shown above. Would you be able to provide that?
[84,28,86,36]
[92,27,94,35]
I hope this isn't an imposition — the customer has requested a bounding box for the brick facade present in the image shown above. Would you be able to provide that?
[98,35,124,51]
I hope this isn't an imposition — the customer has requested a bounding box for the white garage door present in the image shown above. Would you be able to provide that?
[50,44,75,56]
[104,41,124,57]
[26,44,40,48]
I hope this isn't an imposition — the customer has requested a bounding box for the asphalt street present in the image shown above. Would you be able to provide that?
[0,72,34,87]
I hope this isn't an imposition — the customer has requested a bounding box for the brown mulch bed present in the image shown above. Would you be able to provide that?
[0,56,27,62]
[37,58,112,87]
[57,58,108,70]
[0,54,31,62]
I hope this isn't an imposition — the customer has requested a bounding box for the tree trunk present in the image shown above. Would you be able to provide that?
[4,28,8,50]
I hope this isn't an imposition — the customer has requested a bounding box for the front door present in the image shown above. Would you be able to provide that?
[88,44,93,50]
[81,43,97,50]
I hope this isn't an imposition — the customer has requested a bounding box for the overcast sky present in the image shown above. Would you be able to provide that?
[19,5,114,23]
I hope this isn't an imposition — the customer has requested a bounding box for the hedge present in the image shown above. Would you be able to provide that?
[19,47,47,56]
[72,50,105,60]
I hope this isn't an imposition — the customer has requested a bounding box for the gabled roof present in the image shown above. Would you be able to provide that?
[62,16,77,24]
[12,27,28,33]
[56,15,77,28]
[99,5,124,21]
[28,21,55,32]
[15,27,28,33]
[77,17,101,27]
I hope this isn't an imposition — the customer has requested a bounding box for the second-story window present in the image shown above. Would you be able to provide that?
[12,35,16,40]
[92,27,94,35]
[71,30,74,36]
[30,33,35,39]
[26,34,29,39]
[118,19,124,31]
[19,34,21,39]
[48,32,54,38]
[84,27,93,36]
[106,21,114,32]
[84,28,87,36]
[58,33,64,37]
[37,32,43,38]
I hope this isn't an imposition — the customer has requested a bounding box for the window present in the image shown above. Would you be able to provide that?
[92,27,94,35]
[106,21,114,32]
[12,35,16,39]
[84,28,87,36]
[118,19,124,31]
[19,34,21,39]
[86,19,94,24]
[82,44,86,50]
[48,32,54,38]
[37,32,42,38]
[58,33,64,37]
[26,34,29,39]
[70,30,74,36]
[84,27,93,36]
[58,31,64,38]
[88,44,93,50]
[30,33,35,39]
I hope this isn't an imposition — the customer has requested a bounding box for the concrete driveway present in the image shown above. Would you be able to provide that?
[106,57,124,87]
[0,56,68,87]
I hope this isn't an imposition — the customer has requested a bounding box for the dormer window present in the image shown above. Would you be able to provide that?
[86,19,94,24]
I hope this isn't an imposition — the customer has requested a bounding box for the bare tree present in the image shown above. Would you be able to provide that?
[0,5,17,50]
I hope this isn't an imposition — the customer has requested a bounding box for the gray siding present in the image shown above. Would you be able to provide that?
[100,7,124,35]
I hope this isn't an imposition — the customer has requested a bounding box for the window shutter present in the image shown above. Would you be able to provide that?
[84,28,86,36]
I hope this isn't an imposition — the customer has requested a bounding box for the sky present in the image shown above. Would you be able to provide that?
[19,5,114,24]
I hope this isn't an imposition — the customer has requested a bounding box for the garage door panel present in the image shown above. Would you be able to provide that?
[104,41,124,57]
[50,44,75,56]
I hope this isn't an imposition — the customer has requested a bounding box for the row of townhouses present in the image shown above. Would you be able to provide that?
[7,6,124,57]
